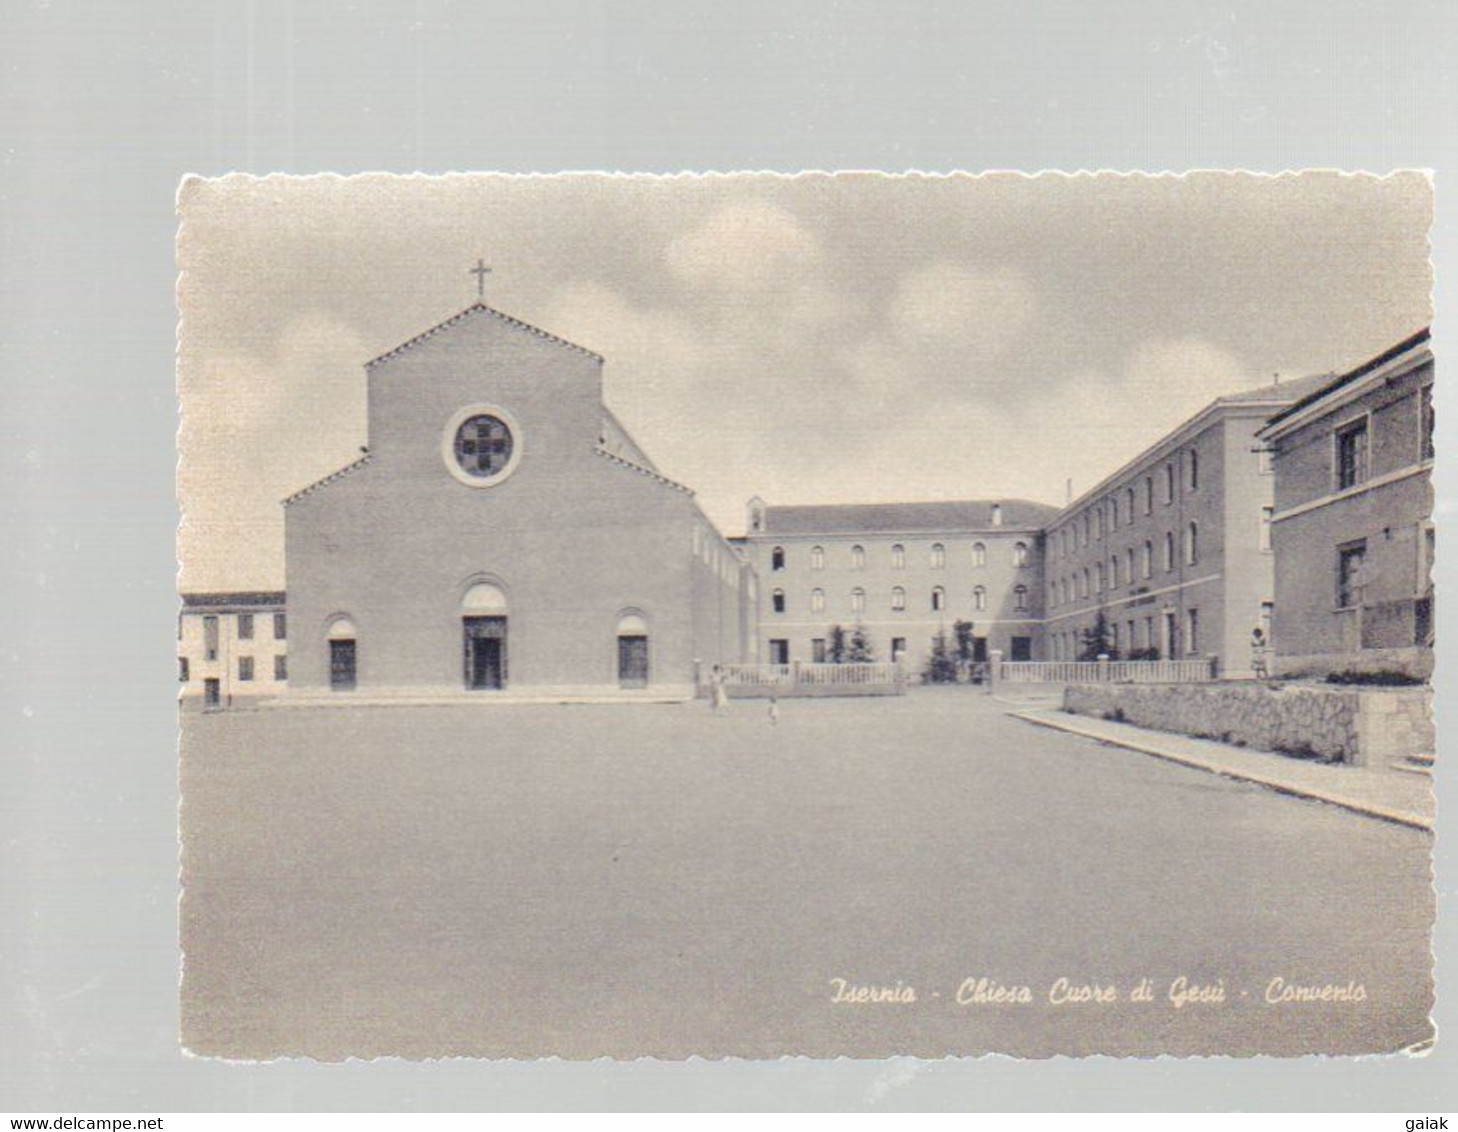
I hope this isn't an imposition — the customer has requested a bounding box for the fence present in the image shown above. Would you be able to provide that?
[709,662,909,698]
[994,657,1217,684]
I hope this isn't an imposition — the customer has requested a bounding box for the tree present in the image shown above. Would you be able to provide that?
[846,622,875,662]
[827,624,847,664]
[1078,609,1119,661]
[923,632,959,684]
[953,620,976,663]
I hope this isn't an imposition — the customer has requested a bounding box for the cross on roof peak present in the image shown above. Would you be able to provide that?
[469,258,493,300]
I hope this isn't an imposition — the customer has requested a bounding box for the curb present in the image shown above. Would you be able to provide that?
[1010,710,1434,833]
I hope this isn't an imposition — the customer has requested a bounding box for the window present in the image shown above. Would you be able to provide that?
[1186,449,1199,491]
[1144,476,1154,515]
[451,412,515,479]
[1080,568,1090,598]
[812,638,827,663]
[238,656,254,682]
[273,612,287,640]
[851,545,865,570]
[1010,636,1032,661]
[1013,541,1029,567]
[237,612,253,640]
[1164,532,1175,572]
[1185,521,1198,565]
[1336,419,1369,489]
[1110,555,1120,588]
[1124,486,1135,525]
[891,637,907,661]
[1261,506,1274,551]
[1186,608,1200,654]
[772,589,786,614]
[203,615,218,661]
[1422,383,1435,462]
[769,639,789,665]
[973,586,987,612]
[1110,622,1120,652]
[851,587,866,613]
[1142,540,1153,579]
[891,586,906,611]
[810,545,825,570]
[930,543,945,569]
[274,655,288,681]
[972,542,986,568]
[771,546,786,571]
[810,588,825,613]
[1095,509,1104,539]
[1082,513,1091,544]
[1014,585,1028,611]
[931,585,945,612]
[1125,548,1135,585]
[178,657,189,683]
[891,544,905,569]
[1095,562,1104,592]
[1127,620,1136,650]
[1337,541,1366,609]
[1164,463,1175,505]
[991,504,1003,526]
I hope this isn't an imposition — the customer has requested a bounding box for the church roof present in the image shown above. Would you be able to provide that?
[592,447,695,495]
[758,499,1059,536]
[1215,370,1334,405]
[282,452,373,506]
[365,302,604,369]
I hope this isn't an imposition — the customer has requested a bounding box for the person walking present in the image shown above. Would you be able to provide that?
[710,665,729,716]
[767,694,780,726]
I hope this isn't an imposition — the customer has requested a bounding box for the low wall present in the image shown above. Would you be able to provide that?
[1272,645,1433,683]
[1062,681,1433,766]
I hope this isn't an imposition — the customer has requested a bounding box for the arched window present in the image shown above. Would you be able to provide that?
[1164,463,1175,505]
[851,545,865,570]
[930,542,945,569]
[1142,540,1154,579]
[810,545,825,570]
[771,546,786,572]
[1110,555,1120,587]
[1013,541,1029,567]
[1014,585,1028,611]
[1187,449,1199,491]
[1185,521,1199,565]
[772,588,786,613]
[991,504,1003,526]
[931,585,945,612]
[1126,548,1135,586]
[810,588,825,613]
[326,616,358,692]
[1082,513,1091,544]
[616,612,649,689]
[890,543,905,569]
[1095,509,1104,539]
[891,586,906,611]
[851,587,866,613]
[1164,531,1176,572]
[972,542,987,568]
[1095,562,1104,592]
[1144,476,1154,515]
[973,586,987,611]
[1082,568,1090,598]
[1124,486,1135,525]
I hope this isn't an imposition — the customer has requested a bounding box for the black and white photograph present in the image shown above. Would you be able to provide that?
[176,171,1435,1060]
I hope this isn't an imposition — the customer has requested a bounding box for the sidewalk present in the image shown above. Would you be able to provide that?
[1011,707,1435,832]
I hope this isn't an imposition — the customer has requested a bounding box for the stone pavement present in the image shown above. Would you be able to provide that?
[1012,706,1435,831]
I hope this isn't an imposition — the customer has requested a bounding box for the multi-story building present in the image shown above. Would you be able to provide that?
[740,498,1057,668]
[1041,373,1330,676]
[1256,329,1434,679]
[178,591,289,707]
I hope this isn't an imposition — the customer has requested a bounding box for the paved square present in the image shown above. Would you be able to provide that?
[180,692,1433,1058]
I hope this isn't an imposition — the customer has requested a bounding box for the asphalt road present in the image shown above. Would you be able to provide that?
[180,691,1434,1059]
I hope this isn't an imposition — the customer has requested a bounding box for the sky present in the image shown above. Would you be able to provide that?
[177,171,1432,591]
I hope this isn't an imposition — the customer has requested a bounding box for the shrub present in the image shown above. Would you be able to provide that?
[1323,669,1424,687]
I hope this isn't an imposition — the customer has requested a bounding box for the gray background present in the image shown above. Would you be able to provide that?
[2,0,1454,1112]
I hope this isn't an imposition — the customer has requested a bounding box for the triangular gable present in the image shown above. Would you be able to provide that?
[364,302,605,369]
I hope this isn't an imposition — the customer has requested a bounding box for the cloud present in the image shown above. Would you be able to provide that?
[888,262,1037,354]
[666,200,821,292]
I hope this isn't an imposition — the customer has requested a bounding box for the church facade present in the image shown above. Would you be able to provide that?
[281,302,752,699]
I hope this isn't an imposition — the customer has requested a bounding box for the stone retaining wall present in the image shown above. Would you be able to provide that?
[1062,682,1433,766]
